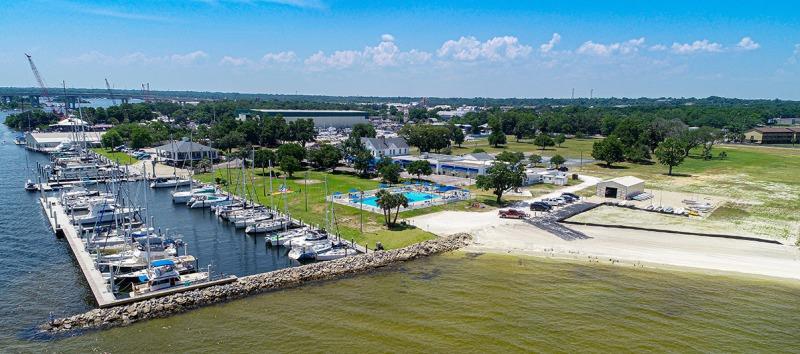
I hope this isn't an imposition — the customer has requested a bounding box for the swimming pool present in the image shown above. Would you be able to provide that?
[355,191,440,207]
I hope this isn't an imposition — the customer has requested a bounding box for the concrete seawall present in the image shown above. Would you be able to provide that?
[40,233,472,334]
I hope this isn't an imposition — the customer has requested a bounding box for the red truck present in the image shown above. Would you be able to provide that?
[498,209,529,219]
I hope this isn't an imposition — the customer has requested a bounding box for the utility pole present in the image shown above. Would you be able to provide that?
[304,170,308,212]
[571,88,575,100]
[590,89,594,99]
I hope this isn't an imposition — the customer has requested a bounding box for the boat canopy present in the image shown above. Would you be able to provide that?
[151,259,175,267]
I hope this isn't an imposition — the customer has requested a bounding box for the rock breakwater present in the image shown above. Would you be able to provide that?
[40,233,472,334]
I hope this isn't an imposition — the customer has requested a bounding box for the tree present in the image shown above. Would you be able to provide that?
[379,162,402,184]
[351,123,376,139]
[488,129,506,147]
[130,127,153,149]
[528,154,542,166]
[698,127,721,160]
[407,160,433,180]
[375,190,409,226]
[452,126,465,147]
[550,154,566,167]
[475,162,525,204]
[353,148,373,177]
[196,158,212,173]
[533,134,555,151]
[655,137,686,175]
[308,144,342,171]
[554,134,566,147]
[279,156,301,177]
[254,148,276,175]
[276,143,306,162]
[287,118,317,146]
[495,151,524,164]
[217,131,245,152]
[101,130,123,149]
[591,136,625,167]
[718,151,728,160]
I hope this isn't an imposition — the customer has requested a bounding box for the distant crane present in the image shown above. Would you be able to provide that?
[105,78,116,105]
[24,53,56,113]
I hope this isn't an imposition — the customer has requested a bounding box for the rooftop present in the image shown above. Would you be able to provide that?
[27,131,104,143]
[154,140,218,153]
[606,176,645,186]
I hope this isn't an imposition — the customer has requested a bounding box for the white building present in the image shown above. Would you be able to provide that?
[361,137,409,158]
[393,152,495,178]
[25,132,104,152]
[596,176,645,199]
[241,109,369,129]
[524,168,568,186]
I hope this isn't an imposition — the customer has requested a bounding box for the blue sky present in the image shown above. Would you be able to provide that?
[1,0,799,99]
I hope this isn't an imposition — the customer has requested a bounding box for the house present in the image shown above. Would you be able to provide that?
[744,127,800,144]
[361,137,409,158]
[155,140,220,166]
[596,176,645,199]
[525,168,568,186]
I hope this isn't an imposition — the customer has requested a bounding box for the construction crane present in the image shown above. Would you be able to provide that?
[24,53,56,113]
[105,78,116,105]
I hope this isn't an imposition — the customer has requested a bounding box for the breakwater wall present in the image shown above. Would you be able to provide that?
[40,233,472,334]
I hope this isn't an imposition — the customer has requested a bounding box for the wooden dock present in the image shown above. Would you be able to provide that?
[40,197,236,308]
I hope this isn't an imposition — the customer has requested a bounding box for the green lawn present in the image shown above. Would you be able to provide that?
[578,144,800,240]
[196,169,445,250]
[91,148,137,165]
[442,135,599,159]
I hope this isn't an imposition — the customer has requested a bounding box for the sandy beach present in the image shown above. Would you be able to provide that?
[410,209,800,281]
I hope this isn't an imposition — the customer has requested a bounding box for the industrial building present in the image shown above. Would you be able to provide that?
[393,152,495,178]
[238,109,369,128]
[25,132,104,152]
[744,127,800,144]
[596,176,645,199]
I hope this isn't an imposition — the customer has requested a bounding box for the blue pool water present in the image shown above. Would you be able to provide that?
[357,191,439,207]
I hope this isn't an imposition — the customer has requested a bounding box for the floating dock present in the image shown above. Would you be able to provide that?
[39,196,236,308]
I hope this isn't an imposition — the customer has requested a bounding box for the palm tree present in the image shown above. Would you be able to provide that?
[391,194,409,225]
[375,190,395,226]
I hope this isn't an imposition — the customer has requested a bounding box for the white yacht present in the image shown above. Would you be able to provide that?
[150,176,191,188]
[245,218,288,234]
[288,242,333,261]
[73,202,135,225]
[171,185,216,204]
[188,194,231,208]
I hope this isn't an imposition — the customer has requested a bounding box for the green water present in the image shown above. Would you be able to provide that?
[11,253,800,352]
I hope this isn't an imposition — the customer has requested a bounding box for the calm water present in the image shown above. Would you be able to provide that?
[2,111,800,352]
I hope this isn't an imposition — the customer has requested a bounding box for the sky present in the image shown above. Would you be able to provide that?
[1,0,799,99]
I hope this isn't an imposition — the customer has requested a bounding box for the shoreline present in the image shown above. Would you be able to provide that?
[463,244,800,285]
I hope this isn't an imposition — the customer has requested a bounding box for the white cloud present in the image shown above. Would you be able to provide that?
[437,36,532,61]
[649,44,667,51]
[68,50,208,65]
[670,40,723,54]
[539,33,561,53]
[736,37,760,51]
[219,55,252,66]
[170,50,208,65]
[304,36,431,71]
[262,51,297,63]
[789,44,800,64]
[576,38,646,56]
[199,0,326,9]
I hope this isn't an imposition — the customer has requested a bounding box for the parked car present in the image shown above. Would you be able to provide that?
[499,209,529,219]
[542,198,565,206]
[561,192,580,200]
[560,195,577,203]
[530,202,552,212]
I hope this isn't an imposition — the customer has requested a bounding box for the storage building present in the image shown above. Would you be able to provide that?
[596,176,645,199]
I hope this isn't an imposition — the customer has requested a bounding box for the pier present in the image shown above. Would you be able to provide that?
[39,196,236,308]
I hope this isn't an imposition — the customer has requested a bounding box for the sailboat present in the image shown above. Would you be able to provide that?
[151,137,190,188]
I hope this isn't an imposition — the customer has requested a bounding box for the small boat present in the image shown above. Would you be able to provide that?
[172,185,216,204]
[73,202,135,225]
[245,218,288,234]
[265,227,308,246]
[129,261,208,296]
[234,213,273,228]
[288,242,333,261]
[24,179,37,191]
[150,176,191,188]
[188,194,231,208]
[315,244,353,261]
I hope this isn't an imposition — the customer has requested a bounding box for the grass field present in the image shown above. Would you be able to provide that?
[577,144,800,241]
[195,169,453,250]
[91,148,138,165]
[442,135,599,159]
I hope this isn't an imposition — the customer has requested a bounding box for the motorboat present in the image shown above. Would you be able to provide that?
[233,213,273,228]
[24,179,37,191]
[288,242,333,261]
[150,176,191,188]
[129,262,208,296]
[112,258,199,292]
[188,194,231,208]
[315,243,354,261]
[172,185,216,204]
[72,202,135,225]
[245,218,288,234]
